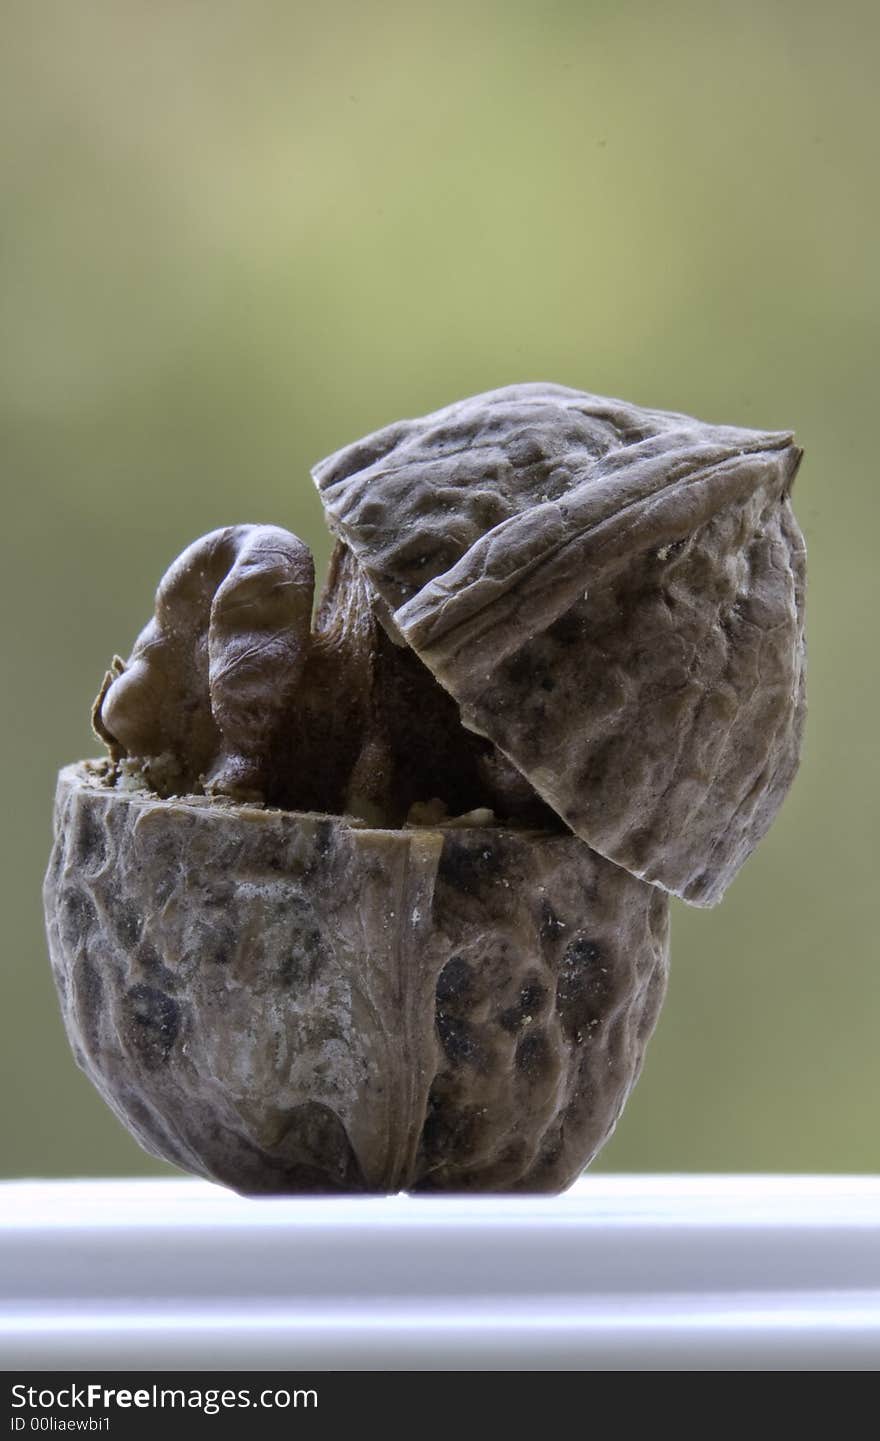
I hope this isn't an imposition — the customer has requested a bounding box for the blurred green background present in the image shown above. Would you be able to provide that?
[2,0,877,1179]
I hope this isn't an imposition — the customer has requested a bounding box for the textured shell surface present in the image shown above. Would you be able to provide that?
[44,763,669,1195]
[313,383,807,905]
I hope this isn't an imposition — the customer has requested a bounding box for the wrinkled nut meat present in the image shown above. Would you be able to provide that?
[44,383,806,1194]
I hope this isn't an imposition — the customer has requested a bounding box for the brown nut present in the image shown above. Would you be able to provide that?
[44,762,668,1194]
[313,382,807,905]
[46,381,807,1195]
[51,516,673,1194]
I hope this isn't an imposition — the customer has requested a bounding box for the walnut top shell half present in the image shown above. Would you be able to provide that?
[313,383,807,906]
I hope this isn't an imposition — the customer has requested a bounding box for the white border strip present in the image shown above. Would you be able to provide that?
[2,1176,879,1370]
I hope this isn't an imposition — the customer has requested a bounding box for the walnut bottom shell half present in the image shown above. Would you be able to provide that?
[44,762,669,1194]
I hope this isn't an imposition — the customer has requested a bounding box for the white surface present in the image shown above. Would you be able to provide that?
[1,1175,879,1370]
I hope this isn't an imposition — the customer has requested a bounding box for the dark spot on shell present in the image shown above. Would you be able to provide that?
[564,937,602,967]
[547,610,584,646]
[435,955,475,1008]
[497,1006,521,1034]
[556,937,612,1037]
[520,980,548,1012]
[125,984,180,1069]
[436,1012,482,1067]
[498,979,548,1033]
[314,820,333,858]
[204,930,235,965]
[515,1028,553,1080]
[418,1091,481,1170]
[438,838,502,896]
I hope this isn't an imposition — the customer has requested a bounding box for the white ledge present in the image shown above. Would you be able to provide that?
[2,1175,879,1371]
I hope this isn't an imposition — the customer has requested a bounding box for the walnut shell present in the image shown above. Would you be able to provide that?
[314,383,807,906]
[44,763,668,1194]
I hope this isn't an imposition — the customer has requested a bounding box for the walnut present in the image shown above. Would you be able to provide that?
[43,382,805,1193]
[315,383,806,906]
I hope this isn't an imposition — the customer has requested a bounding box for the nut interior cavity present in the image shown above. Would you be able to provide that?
[94,524,557,831]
